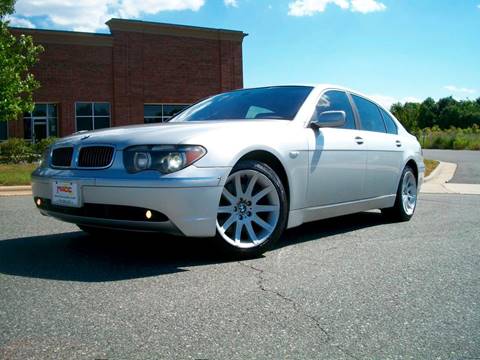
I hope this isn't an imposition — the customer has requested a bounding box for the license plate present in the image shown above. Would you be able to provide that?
[52,180,81,207]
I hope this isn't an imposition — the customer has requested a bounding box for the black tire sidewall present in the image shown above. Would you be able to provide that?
[215,160,288,257]
[394,165,417,221]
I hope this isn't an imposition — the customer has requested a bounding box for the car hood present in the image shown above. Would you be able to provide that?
[55,120,292,149]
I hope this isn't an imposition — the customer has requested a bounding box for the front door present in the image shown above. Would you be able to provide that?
[306,90,367,208]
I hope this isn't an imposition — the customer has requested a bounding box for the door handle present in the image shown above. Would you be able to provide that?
[355,136,364,145]
[395,140,402,147]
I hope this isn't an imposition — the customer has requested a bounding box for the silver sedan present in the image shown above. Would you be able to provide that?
[32,85,424,256]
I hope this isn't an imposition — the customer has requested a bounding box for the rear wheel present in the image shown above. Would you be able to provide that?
[382,165,418,221]
[215,160,288,257]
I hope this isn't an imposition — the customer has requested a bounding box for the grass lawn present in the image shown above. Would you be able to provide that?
[424,159,439,178]
[0,163,37,186]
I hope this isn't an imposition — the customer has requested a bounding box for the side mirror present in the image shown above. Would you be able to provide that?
[310,110,346,128]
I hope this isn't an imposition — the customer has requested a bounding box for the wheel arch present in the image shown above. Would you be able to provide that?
[405,158,419,183]
[235,150,291,206]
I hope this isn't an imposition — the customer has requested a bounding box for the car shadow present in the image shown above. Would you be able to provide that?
[0,211,388,282]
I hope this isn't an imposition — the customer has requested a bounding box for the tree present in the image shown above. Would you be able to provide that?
[391,101,420,132]
[417,97,437,129]
[391,96,480,130]
[0,0,43,122]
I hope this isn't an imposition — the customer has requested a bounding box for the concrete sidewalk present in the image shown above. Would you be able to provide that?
[0,186,32,197]
[421,161,480,195]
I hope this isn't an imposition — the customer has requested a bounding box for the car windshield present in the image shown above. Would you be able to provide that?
[171,86,313,122]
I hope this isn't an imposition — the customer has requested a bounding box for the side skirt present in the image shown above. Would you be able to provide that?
[287,194,396,229]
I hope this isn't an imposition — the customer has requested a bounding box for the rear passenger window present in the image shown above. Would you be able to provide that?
[313,90,356,129]
[379,108,398,135]
[352,95,386,133]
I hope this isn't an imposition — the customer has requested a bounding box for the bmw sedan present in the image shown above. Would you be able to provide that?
[32,85,424,256]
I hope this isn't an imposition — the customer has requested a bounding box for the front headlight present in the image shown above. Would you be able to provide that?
[123,145,207,174]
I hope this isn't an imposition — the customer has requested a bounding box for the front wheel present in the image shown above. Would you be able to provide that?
[215,160,288,257]
[382,165,418,222]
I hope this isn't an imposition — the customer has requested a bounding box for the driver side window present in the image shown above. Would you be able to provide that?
[313,90,356,129]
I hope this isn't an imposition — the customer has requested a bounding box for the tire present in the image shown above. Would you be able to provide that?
[381,165,418,222]
[215,160,288,258]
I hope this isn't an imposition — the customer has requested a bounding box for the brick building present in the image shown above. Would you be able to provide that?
[1,19,246,142]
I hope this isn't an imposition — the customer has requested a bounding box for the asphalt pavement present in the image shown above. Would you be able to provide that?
[1,194,479,359]
[423,149,480,184]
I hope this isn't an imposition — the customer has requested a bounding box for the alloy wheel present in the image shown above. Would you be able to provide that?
[216,169,280,248]
[401,171,417,215]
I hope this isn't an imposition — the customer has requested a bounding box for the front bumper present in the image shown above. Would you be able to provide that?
[32,166,231,237]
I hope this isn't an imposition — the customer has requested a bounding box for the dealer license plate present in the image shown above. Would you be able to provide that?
[52,180,81,207]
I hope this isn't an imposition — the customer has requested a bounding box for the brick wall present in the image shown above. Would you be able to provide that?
[8,20,245,138]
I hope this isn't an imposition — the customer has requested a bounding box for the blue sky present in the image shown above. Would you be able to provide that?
[7,0,480,107]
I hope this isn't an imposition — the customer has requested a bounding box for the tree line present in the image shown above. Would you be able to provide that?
[390,97,480,132]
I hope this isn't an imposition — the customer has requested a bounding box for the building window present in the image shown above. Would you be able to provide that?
[144,104,189,123]
[23,103,58,142]
[0,121,7,140]
[76,102,110,131]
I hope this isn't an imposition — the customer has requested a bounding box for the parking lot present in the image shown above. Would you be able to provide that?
[1,190,479,359]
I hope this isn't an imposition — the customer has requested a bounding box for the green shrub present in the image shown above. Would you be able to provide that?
[0,137,58,164]
[33,137,57,155]
[0,138,35,163]
[416,126,480,150]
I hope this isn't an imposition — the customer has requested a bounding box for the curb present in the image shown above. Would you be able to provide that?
[421,161,480,195]
[423,161,456,184]
[0,185,32,197]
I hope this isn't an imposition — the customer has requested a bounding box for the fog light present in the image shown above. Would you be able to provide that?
[36,198,42,206]
[145,210,152,220]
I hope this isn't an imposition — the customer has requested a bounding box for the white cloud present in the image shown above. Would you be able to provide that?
[13,0,205,32]
[224,0,238,7]
[6,15,36,28]
[444,85,477,94]
[369,94,421,109]
[350,0,386,13]
[289,0,348,16]
[288,0,385,16]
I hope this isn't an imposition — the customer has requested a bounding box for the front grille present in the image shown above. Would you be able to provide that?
[51,147,73,167]
[78,146,114,168]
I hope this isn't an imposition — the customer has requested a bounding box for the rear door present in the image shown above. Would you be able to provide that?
[306,90,367,207]
[350,94,403,198]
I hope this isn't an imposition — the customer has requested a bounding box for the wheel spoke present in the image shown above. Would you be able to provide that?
[253,204,279,213]
[218,205,235,214]
[220,214,236,233]
[252,186,274,203]
[253,215,273,232]
[245,174,258,197]
[235,174,243,197]
[235,221,243,242]
[245,221,258,243]
[222,188,236,205]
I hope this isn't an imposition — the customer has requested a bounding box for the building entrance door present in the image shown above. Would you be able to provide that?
[32,119,47,142]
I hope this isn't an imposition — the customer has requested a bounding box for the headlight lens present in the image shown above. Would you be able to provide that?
[123,145,207,174]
